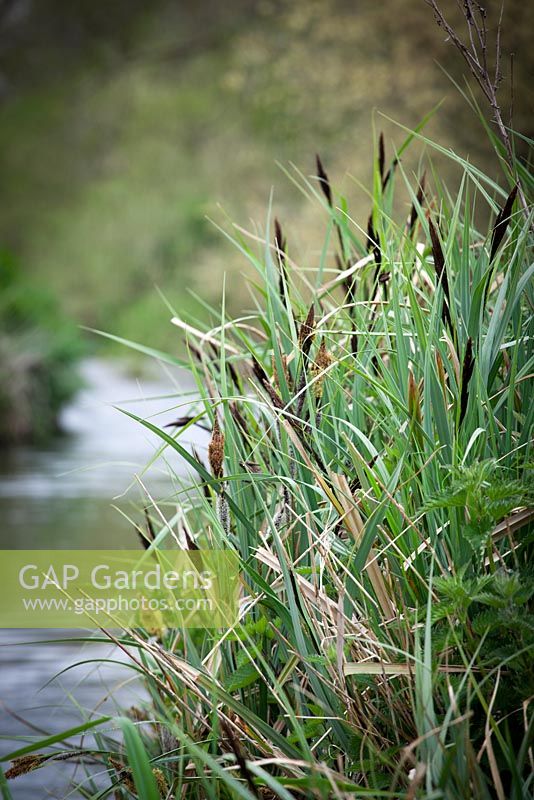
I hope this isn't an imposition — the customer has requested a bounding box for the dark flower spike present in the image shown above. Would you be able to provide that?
[407,173,426,236]
[428,217,453,333]
[294,303,316,420]
[187,341,203,363]
[164,415,211,432]
[226,359,242,393]
[240,460,262,474]
[459,336,475,426]
[316,153,333,207]
[251,356,285,411]
[136,508,155,550]
[274,217,288,298]
[378,132,385,184]
[263,379,286,411]
[298,303,315,358]
[251,355,269,386]
[490,184,518,262]
[367,214,382,269]
[366,214,374,252]
[382,157,399,191]
[182,519,199,551]
[230,401,250,438]
[274,217,286,257]
[378,132,399,190]
[144,507,156,540]
[316,154,349,263]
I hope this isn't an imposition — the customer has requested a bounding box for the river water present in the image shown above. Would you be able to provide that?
[0,358,206,798]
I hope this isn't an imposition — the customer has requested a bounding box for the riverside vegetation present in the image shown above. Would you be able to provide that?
[2,6,534,800]
[2,117,533,798]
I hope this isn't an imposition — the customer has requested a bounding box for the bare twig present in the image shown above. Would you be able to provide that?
[424,0,530,221]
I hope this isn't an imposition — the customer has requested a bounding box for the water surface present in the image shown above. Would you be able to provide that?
[0,358,205,797]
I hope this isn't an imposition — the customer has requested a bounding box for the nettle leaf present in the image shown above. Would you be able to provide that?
[462,522,491,551]
[421,461,531,537]
[435,573,491,604]
[421,488,468,513]
[477,574,527,605]
[236,648,252,667]
[471,608,504,634]
[431,601,458,623]
[226,661,260,692]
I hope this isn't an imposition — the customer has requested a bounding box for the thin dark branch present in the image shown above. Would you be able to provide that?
[424,0,531,223]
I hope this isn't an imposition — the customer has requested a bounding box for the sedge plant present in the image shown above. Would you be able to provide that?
[2,120,533,800]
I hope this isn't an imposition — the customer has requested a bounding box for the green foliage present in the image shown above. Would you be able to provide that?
[4,120,532,797]
[107,122,531,797]
[118,718,161,800]
[225,661,261,693]
[89,122,529,798]
[423,459,532,554]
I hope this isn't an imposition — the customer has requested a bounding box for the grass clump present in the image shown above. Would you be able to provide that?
[5,120,532,798]
[115,125,532,796]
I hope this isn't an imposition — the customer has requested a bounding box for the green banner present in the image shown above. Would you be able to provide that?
[0,550,239,629]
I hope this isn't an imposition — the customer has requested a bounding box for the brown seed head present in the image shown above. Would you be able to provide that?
[230,402,250,438]
[312,339,334,398]
[127,705,150,723]
[314,339,334,372]
[298,303,315,357]
[381,157,399,191]
[208,417,225,479]
[5,754,45,779]
[153,768,169,796]
[366,214,382,268]
[274,217,288,298]
[109,759,136,794]
[251,358,286,413]
[408,369,422,425]
[220,718,260,798]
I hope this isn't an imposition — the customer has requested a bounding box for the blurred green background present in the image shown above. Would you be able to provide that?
[0,0,532,439]
[0,5,531,789]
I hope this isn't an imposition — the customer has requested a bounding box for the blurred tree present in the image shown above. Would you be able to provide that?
[0,0,531,348]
